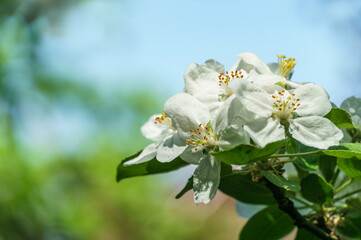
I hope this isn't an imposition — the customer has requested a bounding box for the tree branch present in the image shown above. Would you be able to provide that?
[264,180,334,240]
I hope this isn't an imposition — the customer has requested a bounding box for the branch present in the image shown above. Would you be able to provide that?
[264,180,334,240]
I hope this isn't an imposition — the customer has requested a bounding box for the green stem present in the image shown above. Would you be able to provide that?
[334,179,353,195]
[270,150,322,159]
[334,188,361,202]
[289,195,317,211]
[272,158,295,165]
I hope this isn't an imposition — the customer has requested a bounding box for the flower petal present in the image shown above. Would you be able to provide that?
[247,73,285,94]
[123,143,159,166]
[212,95,255,132]
[156,133,187,162]
[289,117,343,149]
[244,118,285,147]
[193,155,221,204]
[293,83,332,117]
[231,52,272,75]
[184,60,224,113]
[164,93,211,139]
[141,114,174,142]
[217,125,250,151]
[180,146,203,164]
[229,79,274,117]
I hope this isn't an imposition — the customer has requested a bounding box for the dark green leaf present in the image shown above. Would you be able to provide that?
[261,170,300,192]
[338,157,361,181]
[239,206,294,240]
[117,151,188,182]
[288,137,319,171]
[324,107,354,128]
[295,229,322,240]
[346,198,361,215]
[336,214,361,239]
[211,140,285,165]
[319,155,337,183]
[219,173,276,205]
[300,174,333,204]
[323,143,361,159]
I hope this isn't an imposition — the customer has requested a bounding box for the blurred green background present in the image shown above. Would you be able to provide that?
[1,0,361,239]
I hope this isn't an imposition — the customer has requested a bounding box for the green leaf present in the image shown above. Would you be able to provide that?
[239,206,294,240]
[346,198,361,215]
[336,214,361,239]
[175,162,233,199]
[261,170,301,192]
[324,107,354,128]
[319,155,337,183]
[295,229,322,240]
[323,143,361,159]
[117,151,188,182]
[219,173,276,205]
[288,137,319,171]
[300,174,333,204]
[338,157,361,181]
[211,140,285,165]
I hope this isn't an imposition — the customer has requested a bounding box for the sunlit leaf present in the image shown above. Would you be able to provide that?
[211,140,285,165]
[324,107,354,128]
[261,170,300,192]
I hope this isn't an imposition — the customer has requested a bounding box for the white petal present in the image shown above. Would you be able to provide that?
[180,146,203,164]
[156,133,187,162]
[164,93,211,139]
[229,79,274,117]
[293,83,332,117]
[124,143,159,166]
[289,117,343,149]
[231,52,272,75]
[248,74,285,94]
[184,60,224,113]
[213,95,255,131]
[193,155,221,204]
[244,118,285,147]
[141,114,174,142]
[217,125,250,151]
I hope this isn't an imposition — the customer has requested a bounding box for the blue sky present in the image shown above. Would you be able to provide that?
[38,0,361,105]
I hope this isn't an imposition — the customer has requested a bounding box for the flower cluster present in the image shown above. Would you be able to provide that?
[125,52,343,204]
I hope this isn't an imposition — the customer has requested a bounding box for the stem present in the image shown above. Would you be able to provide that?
[334,179,353,195]
[264,180,333,240]
[270,150,322,159]
[272,158,295,165]
[289,195,317,211]
[334,188,361,202]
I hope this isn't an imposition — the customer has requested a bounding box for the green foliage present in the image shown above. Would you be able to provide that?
[218,173,276,205]
[211,140,285,165]
[336,214,361,239]
[295,229,321,240]
[117,151,188,182]
[319,155,337,183]
[239,206,294,240]
[338,157,361,180]
[261,170,301,192]
[324,107,355,128]
[300,174,333,204]
[323,143,361,159]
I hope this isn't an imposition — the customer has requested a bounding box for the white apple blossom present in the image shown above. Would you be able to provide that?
[164,92,250,204]
[230,79,343,149]
[124,111,187,166]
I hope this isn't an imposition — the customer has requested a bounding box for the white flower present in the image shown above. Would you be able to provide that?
[124,111,187,166]
[164,92,249,204]
[231,79,343,149]
[232,53,303,93]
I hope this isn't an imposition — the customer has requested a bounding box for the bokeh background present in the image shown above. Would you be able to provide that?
[1,0,361,239]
